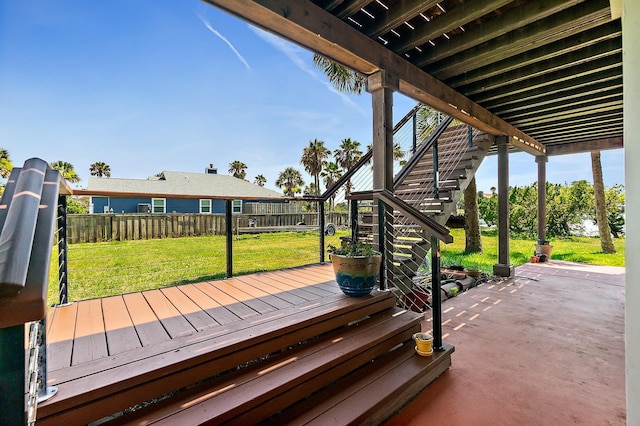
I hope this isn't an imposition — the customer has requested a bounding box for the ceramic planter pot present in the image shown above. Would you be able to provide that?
[413,332,434,356]
[330,253,382,297]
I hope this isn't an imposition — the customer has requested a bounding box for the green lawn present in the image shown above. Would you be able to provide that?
[48,229,625,306]
[441,229,625,272]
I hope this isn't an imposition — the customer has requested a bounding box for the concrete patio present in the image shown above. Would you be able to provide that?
[387,260,626,425]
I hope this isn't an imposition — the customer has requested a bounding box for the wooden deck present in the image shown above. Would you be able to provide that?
[39,263,453,424]
[46,263,339,371]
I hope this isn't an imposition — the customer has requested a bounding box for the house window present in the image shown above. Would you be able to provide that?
[232,200,242,214]
[200,199,212,214]
[152,198,166,213]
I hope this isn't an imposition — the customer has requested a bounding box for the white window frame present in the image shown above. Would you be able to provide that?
[200,199,212,214]
[232,200,242,214]
[152,198,166,213]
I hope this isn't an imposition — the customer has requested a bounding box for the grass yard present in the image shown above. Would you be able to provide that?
[441,229,625,272]
[48,228,625,306]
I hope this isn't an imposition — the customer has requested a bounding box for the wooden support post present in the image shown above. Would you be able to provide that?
[536,156,548,245]
[368,70,397,281]
[493,136,515,278]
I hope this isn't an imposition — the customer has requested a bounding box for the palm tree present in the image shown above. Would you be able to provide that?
[50,161,81,183]
[312,54,366,95]
[321,161,342,210]
[0,148,13,178]
[89,161,111,178]
[300,139,330,196]
[334,138,362,196]
[275,167,304,197]
[228,161,248,180]
[591,151,616,253]
[254,174,267,186]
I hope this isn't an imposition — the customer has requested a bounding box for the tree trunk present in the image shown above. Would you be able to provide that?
[591,151,616,253]
[464,177,483,253]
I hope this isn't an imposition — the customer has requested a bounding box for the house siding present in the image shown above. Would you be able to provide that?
[91,197,229,214]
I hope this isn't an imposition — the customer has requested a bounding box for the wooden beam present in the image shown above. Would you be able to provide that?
[446,21,622,89]
[412,0,584,67]
[546,137,623,156]
[458,37,622,97]
[423,0,613,79]
[362,0,441,38]
[333,0,371,20]
[202,0,545,155]
[387,0,512,53]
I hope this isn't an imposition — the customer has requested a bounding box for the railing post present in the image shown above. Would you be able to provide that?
[377,200,386,290]
[431,235,443,351]
[225,199,233,278]
[350,199,358,245]
[412,110,418,154]
[433,140,439,199]
[467,125,473,148]
[57,195,69,304]
[319,201,325,263]
[0,324,26,425]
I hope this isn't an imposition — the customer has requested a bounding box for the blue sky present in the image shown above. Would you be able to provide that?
[0,0,624,194]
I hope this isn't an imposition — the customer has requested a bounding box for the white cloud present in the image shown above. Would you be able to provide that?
[198,15,251,70]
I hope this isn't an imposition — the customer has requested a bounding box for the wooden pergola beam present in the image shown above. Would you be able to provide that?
[202,0,545,155]
[362,0,441,38]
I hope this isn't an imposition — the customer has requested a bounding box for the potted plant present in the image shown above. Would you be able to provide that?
[328,240,382,297]
[535,240,553,259]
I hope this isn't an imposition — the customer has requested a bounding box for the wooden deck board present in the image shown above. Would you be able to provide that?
[235,275,308,305]
[160,287,219,332]
[45,263,338,372]
[224,276,293,310]
[102,296,142,355]
[122,292,171,347]
[72,299,108,366]
[196,281,259,320]
[47,302,78,372]
[208,280,276,315]
[143,290,196,339]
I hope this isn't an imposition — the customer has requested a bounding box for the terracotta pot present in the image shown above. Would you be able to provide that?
[330,254,382,297]
[530,256,539,263]
[535,244,553,259]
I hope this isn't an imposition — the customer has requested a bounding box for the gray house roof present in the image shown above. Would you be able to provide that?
[86,171,284,200]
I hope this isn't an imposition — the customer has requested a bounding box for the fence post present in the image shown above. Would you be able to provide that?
[350,199,358,245]
[57,195,68,304]
[319,201,325,263]
[225,200,233,278]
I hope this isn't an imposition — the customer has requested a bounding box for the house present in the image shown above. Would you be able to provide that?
[86,165,284,214]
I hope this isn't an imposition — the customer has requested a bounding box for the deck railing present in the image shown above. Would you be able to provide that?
[0,158,70,424]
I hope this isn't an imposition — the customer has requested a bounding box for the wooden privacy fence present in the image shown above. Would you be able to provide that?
[67,212,349,243]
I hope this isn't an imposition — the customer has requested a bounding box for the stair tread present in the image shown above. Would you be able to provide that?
[38,291,396,424]
[262,343,455,425]
[108,307,422,425]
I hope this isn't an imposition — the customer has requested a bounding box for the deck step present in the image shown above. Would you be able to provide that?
[262,343,455,426]
[105,307,424,425]
[37,290,396,425]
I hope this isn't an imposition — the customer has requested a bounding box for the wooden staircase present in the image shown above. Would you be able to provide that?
[38,288,453,425]
[390,125,494,294]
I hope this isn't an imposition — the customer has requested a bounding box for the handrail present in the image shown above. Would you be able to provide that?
[348,189,453,244]
[393,115,453,189]
[318,149,372,202]
[0,158,49,296]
